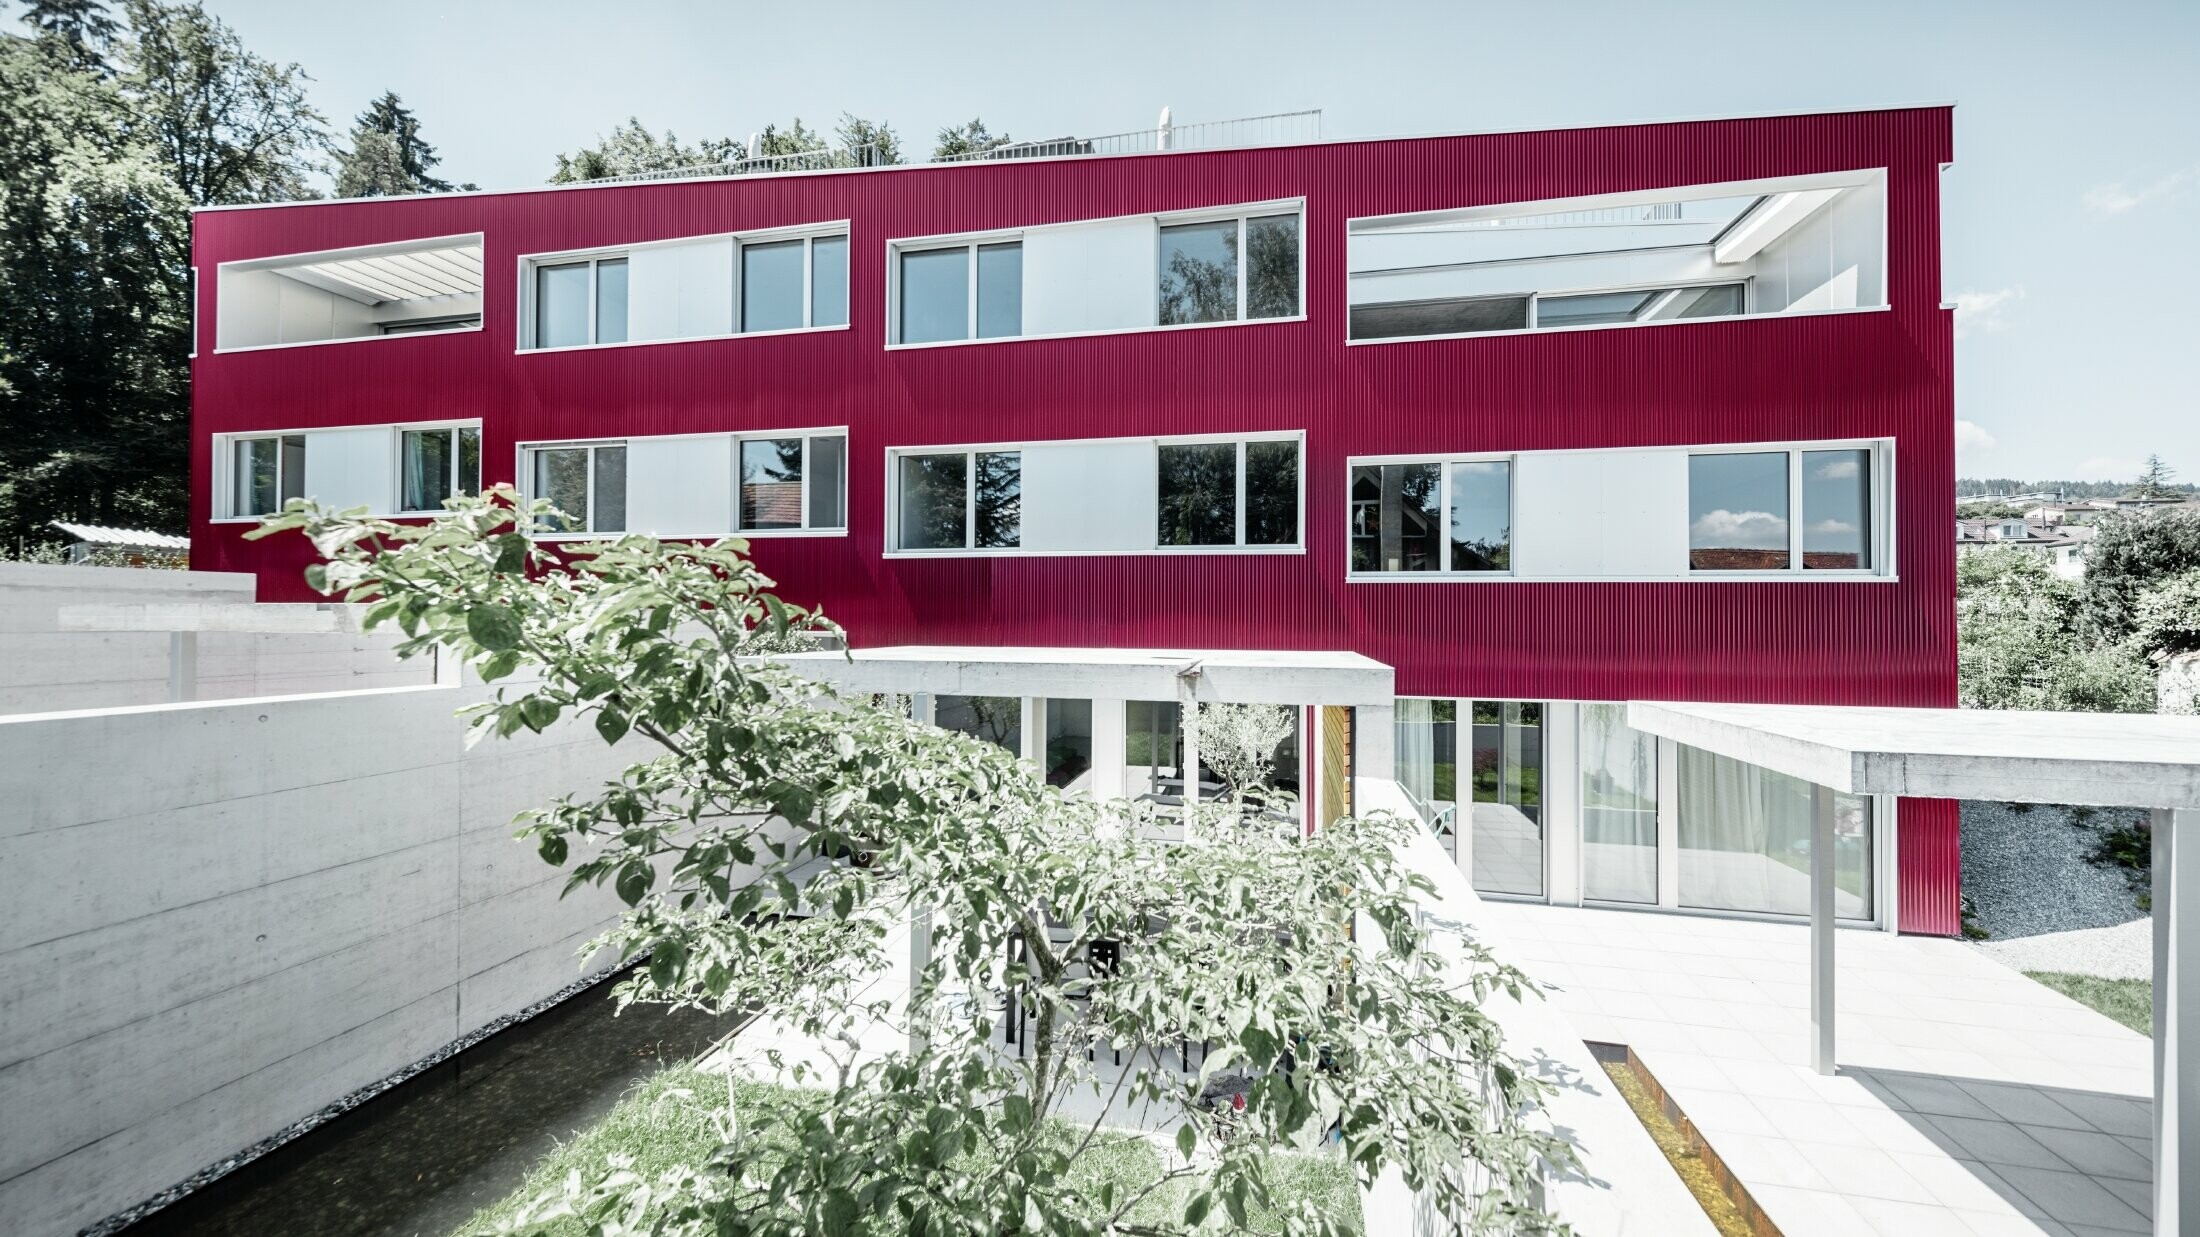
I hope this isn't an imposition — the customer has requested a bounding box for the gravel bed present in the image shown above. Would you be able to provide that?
[1973,918,2153,980]
[1960,799,2149,939]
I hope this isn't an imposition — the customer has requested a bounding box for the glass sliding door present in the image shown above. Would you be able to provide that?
[1470,701,1544,898]
[1043,699,1092,791]
[1579,703,1657,904]
[1676,745,1873,920]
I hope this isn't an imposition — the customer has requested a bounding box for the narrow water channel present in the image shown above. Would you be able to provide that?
[119,973,747,1237]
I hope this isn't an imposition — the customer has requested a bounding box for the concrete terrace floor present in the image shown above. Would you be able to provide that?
[1481,902,2154,1237]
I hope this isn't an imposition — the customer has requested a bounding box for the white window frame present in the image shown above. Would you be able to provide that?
[516,437,628,537]
[1687,439,1891,577]
[1153,203,1307,328]
[392,421,486,515]
[884,198,1307,351]
[516,221,852,354]
[734,429,851,535]
[1343,453,1517,579]
[1343,438,1896,583]
[213,432,307,521]
[1524,280,1751,329]
[210,418,488,523]
[887,236,1022,345]
[882,430,1305,558]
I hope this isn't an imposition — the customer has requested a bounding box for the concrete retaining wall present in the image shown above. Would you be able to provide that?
[0,564,430,715]
[0,679,641,1236]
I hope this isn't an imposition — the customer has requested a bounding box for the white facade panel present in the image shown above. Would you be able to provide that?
[1021,218,1156,337]
[623,435,733,535]
[1598,450,1690,575]
[1511,452,1606,576]
[300,427,392,513]
[1018,441,1156,552]
[627,238,734,341]
[1512,449,1690,578]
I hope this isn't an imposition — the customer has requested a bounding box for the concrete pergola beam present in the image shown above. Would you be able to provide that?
[1626,700,2200,1237]
[56,603,363,636]
[770,645,1396,708]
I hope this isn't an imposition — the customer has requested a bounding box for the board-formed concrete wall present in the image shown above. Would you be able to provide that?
[0,678,641,1236]
[0,564,431,714]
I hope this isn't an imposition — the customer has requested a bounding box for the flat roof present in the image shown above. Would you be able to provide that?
[771,645,1394,707]
[1627,701,2200,809]
[192,101,1956,215]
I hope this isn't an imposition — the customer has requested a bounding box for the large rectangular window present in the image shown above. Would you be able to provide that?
[215,235,483,351]
[526,443,627,534]
[1157,438,1299,549]
[1158,210,1302,326]
[893,451,1019,550]
[1472,702,1545,898]
[736,432,845,532]
[1579,703,1657,905]
[230,435,306,517]
[1348,170,1886,343]
[1350,458,1512,575]
[896,242,1022,343]
[934,694,1022,754]
[740,233,850,333]
[1690,446,1880,573]
[534,256,628,348]
[1677,745,1873,920]
[399,426,482,513]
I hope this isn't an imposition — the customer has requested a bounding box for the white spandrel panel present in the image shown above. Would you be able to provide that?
[1599,450,1689,576]
[627,238,734,342]
[1019,441,1156,552]
[624,435,733,536]
[301,427,392,513]
[1511,451,1606,577]
[1021,218,1157,337]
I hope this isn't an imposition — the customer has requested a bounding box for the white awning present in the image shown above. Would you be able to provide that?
[770,645,1394,707]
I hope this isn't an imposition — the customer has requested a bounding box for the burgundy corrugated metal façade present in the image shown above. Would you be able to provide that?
[189,106,1961,933]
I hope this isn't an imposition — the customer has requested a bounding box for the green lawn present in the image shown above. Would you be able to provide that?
[2026,971,2153,1036]
[456,1065,1361,1235]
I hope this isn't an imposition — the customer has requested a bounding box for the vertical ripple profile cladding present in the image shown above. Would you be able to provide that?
[192,106,1961,933]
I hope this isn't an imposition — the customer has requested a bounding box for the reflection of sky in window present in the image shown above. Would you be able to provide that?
[1689,452,1788,549]
[1802,449,1869,555]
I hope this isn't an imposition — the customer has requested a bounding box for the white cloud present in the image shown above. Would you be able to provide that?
[1812,457,1861,480]
[1954,419,1997,467]
[1807,518,1858,535]
[2082,167,2198,217]
[1689,509,1788,549]
[1952,286,2024,339]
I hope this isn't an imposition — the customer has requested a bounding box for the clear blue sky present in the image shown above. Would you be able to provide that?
[194,0,2199,484]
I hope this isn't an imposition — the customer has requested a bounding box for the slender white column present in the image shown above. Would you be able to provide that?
[2155,808,2194,1237]
[167,630,198,702]
[1088,698,1128,801]
[1810,781,1837,1075]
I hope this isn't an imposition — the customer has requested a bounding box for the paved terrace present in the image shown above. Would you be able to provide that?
[1486,902,2152,1237]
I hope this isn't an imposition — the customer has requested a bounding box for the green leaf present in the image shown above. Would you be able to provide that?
[649,941,684,989]
[537,834,568,865]
[467,604,523,652]
[493,533,529,574]
[614,862,652,906]
[594,707,629,745]
[520,695,560,732]
[1002,1094,1032,1133]
[1175,1121,1197,1160]
[303,562,328,594]
[1184,1190,1212,1226]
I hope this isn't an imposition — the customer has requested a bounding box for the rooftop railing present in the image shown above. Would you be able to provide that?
[581,110,1323,185]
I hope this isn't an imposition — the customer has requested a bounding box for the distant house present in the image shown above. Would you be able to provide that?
[1955,516,2093,578]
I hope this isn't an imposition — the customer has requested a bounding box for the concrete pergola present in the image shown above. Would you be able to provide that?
[57,602,372,701]
[1627,700,2200,1237]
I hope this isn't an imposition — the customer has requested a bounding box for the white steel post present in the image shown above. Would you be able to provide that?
[1810,781,1837,1075]
[2154,808,2194,1237]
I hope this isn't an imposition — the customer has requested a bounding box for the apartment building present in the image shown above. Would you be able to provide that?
[188,104,1960,934]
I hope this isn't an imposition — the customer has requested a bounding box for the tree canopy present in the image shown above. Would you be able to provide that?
[251,489,1572,1235]
[334,90,466,197]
